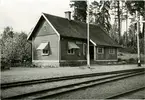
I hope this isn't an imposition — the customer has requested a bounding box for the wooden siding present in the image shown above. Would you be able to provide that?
[60,37,87,60]
[96,47,117,60]
[35,20,56,37]
[33,35,59,60]
[32,19,59,61]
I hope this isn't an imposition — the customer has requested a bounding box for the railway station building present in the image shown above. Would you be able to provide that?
[27,12,121,67]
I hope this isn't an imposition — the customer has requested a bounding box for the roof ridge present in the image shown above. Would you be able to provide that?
[42,12,102,28]
[40,12,120,47]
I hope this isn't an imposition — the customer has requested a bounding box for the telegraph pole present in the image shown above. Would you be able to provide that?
[70,0,90,68]
[86,0,90,68]
[136,11,141,66]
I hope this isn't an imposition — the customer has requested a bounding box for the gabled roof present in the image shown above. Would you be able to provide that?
[28,13,120,47]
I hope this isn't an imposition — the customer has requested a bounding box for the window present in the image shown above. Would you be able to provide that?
[37,42,50,56]
[97,47,104,54]
[109,48,115,54]
[41,49,49,56]
[83,43,86,55]
[42,49,49,56]
[43,49,49,54]
[67,49,75,54]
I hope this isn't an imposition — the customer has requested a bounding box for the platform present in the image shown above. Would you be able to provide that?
[1,64,145,84]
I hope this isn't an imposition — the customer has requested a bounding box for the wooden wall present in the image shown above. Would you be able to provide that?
[60,37,87,60]
[32,19,59,61]
[96,47,117,60]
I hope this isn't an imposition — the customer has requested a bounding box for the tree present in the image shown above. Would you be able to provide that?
[109,23,119,43]
[1,26,31,68]
[126,1,145,39]
[110,0,124,44]
[70,1,87,22]
[1,27,15,61]
[90,0,111,33]
[126,1,145,54]
[14,32,31,62]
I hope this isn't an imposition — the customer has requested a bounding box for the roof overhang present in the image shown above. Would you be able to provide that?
[27,13,60,41]
[27,14,42,40]
[90,39,96,46]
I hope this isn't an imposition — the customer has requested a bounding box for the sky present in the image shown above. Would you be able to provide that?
[0,0,132,35]
[0,0,71,34]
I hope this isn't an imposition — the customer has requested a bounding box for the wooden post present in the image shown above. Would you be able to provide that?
[136,11,141,66]
[94,46,96,60]
[87,0,90,68]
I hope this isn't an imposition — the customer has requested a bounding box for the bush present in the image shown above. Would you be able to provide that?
[60,61,86,67]
[118,58,122,62]
[127,58,136,64]
[1,58,10,70]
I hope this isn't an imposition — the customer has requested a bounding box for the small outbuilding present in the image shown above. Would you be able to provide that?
[27,12,121,67]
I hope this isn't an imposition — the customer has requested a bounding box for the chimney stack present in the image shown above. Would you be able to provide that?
[65,11,71,20]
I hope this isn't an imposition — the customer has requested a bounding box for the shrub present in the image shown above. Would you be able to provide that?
[118,58,122,62]
[127,58,136,64]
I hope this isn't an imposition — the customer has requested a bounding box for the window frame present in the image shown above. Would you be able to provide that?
[97,47,104,54]
[41,49,49,56]
[67,49,75,55]
[109,48,115,54]
[83,43,86,55]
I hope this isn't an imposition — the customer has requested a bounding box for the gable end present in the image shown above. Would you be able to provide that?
[27,13,60,40]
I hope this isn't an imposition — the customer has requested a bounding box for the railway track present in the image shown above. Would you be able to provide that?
[106,86,145,99]
[1,68,145,99]
[1,68,144,89]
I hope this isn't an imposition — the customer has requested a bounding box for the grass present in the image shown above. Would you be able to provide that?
[118,52,145,64]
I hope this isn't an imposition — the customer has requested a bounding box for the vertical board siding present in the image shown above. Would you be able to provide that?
[36,20,56,36]
[33,35,59,60]
[60,38,86,60]
[96,47,117,60]
[32,19,59,61]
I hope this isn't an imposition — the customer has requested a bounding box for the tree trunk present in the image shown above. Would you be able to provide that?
[117,1,121,44]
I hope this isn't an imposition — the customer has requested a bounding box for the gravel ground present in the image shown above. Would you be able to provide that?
[1,64,145,83]
[2,74,115,98]
[116,89,145,99]
[47,74,145,99]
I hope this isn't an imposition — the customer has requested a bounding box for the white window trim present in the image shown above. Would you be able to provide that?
[41,49,49,56]
[83,43,86,55]
[97,47,104,54]
[109,48,115,54]
[67,49,75,55]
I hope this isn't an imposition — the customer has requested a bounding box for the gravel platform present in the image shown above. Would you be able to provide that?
[1,64,145,84]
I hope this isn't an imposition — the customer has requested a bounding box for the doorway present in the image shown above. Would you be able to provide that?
[89,46,94,60]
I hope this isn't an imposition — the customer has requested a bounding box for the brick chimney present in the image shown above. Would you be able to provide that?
[65,11,71,20]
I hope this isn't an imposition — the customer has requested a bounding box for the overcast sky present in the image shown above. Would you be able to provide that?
[0,0,71,34]
[0,0,132,35]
